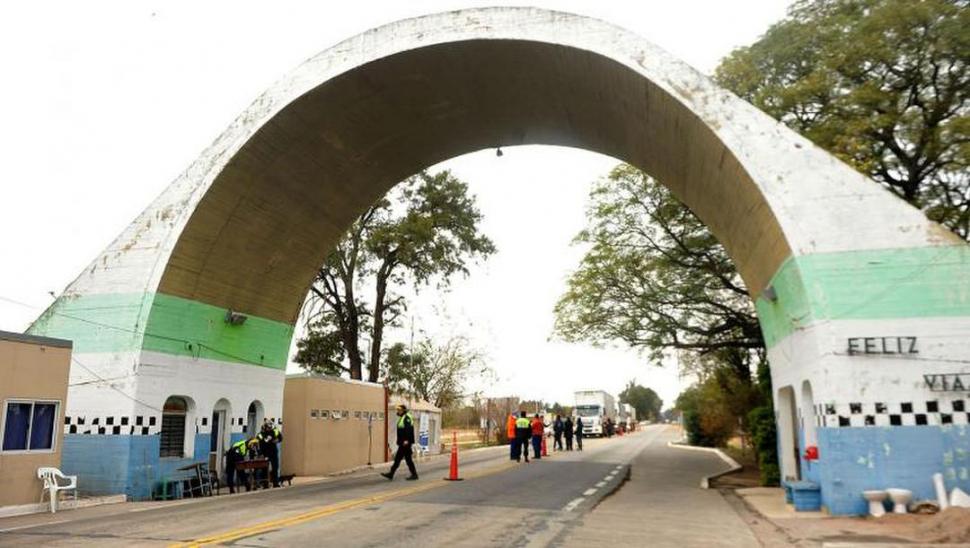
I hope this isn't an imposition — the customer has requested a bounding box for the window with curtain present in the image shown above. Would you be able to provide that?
[159,396,187,458]
[2,400,59,452]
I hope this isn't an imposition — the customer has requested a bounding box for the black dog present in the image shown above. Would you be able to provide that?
[278,474,295,487]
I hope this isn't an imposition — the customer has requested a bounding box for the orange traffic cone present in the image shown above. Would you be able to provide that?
[444,431,463,481]
[541,435,548,457]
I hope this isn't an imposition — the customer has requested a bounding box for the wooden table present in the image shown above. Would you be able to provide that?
[235,458,270,491]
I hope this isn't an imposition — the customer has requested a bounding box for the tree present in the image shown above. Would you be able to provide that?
[519,400,547,414]
[553,165,763,363]
[549,402,573,418]
[295,170,495,381]
[553,165,773,475]
[619,381,663,422]
[381,336,492,409]
[716,0,970,238]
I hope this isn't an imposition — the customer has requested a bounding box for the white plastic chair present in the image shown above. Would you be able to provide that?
[37,467,78,513]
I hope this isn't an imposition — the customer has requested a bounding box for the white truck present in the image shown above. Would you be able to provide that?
[574,390,617,437]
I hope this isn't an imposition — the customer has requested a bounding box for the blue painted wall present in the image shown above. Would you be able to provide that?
[817,425,970,515]
[797,424,822,484]
[62,435,133,496]
[63,430,295,500]
[62,433,216,500]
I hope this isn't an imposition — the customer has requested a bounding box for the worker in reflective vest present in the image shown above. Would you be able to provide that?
[507,413,518,461]
[381,404,418,481]
[515,411,532,463]
[226,437,258,494]
[258,420,283,488]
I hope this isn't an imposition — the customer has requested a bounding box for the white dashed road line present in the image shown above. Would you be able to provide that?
[561,464,627,513]
[563,497,585,513]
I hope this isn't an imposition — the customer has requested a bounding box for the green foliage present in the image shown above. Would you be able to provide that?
[748,405,781,486]
[554,165,763,362]
[549,402,573,418]
[675,379,736,448]
[293,312,346,376]
[381,336,492,409]
[716,0,970,238]
[619,380,663,421]
[297,170,495,381]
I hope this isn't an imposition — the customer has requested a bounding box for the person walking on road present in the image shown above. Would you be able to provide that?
[575,416,584,451]
[515,411,532,463]
[258,419,283,488]
[553,415,564,451]
[382,404,419,481]
[530,413,544,460]
[507,413,519,461]
[563,416,574,451]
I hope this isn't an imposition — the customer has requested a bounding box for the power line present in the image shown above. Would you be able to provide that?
[70,357,163,412]
[1,292,271,368]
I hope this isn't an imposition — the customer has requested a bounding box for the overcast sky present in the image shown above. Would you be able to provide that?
[0,1,792,409]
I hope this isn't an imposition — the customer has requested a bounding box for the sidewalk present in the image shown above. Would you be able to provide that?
[559,426,761,547]
[0,442,509,535]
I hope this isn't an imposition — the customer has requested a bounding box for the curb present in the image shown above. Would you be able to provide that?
[666,440,742,489]
[0,494,127,519]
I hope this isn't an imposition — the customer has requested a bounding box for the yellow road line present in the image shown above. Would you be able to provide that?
[168,460,519,547]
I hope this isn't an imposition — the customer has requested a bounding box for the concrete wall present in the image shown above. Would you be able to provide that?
[282,376,385,476]
[0,331,71,507]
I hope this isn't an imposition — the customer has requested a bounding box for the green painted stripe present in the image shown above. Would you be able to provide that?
[757,245,970,347]
[27,292,293,370]
[143,293,293,370]
[27,292,153,354]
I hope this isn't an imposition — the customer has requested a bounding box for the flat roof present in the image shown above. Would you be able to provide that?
[0,329,73,349]
[285,372,382,388]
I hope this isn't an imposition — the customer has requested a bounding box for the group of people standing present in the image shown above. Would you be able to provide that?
[506,411,584,463]
[552,414,584,451]
[224,419,284,493]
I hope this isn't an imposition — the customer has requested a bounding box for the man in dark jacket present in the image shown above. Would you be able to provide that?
[382,404,418,480]
[258,420,283,488]
[553,415,564,451]
[575,416,584,451]
[563,416,574,451]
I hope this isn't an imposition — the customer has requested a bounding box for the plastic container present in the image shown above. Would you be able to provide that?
[791,481,822,512]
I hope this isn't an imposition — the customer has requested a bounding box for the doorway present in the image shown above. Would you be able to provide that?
[211,399,232,478]
[777,386,800,481]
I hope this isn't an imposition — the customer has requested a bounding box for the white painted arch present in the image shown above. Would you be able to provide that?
[47,7,948,326]
[28,7,970,508]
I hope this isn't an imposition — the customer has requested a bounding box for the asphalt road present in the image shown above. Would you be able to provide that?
[0,425,736,547]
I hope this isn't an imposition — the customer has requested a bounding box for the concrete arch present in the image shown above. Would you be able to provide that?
[29,8,970,505]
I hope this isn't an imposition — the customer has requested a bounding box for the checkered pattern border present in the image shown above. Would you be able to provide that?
[803,398,970,428]
[63,415,280,436]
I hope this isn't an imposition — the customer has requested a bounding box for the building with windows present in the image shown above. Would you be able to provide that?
[282,374,386,476]
[0,330,71,507]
